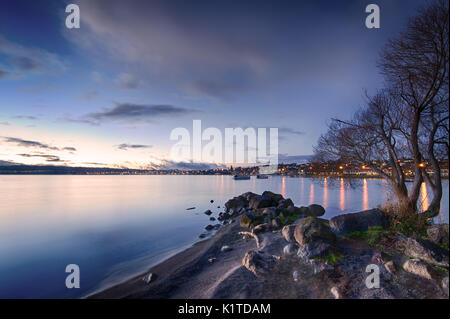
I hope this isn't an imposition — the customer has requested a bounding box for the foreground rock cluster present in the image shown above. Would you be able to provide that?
[222,191,449,298]
[91,190,449,299]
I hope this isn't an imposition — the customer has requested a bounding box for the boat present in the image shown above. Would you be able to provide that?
[256,174,269,179]
[233,175,250,180]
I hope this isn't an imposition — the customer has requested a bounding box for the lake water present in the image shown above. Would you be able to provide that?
[0,175,448,298]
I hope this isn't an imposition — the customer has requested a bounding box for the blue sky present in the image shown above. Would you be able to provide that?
[0,0,425,168]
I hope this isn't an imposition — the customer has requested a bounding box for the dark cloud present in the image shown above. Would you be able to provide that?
[84,103,197,123]
[278,127,306,136]
[116,73,139,89]
[17,154,63,162]
[117,143,153,150]
[0,68,10,78]
[11,56,43,71]
[2,137,77,152]
[13,115,38,120]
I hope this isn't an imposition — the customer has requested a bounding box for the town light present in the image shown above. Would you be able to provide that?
[419,163,426,168]
[339,165,344,170]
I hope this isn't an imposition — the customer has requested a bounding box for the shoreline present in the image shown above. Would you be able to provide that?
[90,191,449,299]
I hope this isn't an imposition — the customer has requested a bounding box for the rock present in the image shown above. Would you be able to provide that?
[283,243,297,256]
[442,277,449,296]
[427,224,449,246]
[186,207,195,210]
[297,241,332,260]
[209,217,216,221]
[241,192,258,202]
[282,225,296,242]
[330,286,341,299]
[210,200,214,203]
[299,206,310,215]
[217,206,221,208]
[208,257,216,263]
[218,212,231,221]
[205,225,214,231]
[253,223,269,234]
[240,211,262,228]
[261,207,278,218]
[292,270,300,281]
[199,233,207,239]
[329,208,388,235]
[404,237,449,267]
[384,260,396,274]
[249,195,274,210]
[262,191,284,203]
[143,273,154,284]
[278,198,294,209]
[242,250,276,277]
[221,245,232,252]
[308,259,334,274]
[294,217,336,246]
[287,206,303,215]
[402,259,439,281]
[271,217,282,230]
[224,197,247,212]
[204,210,213,216]
[307,204,325,217]
[213,224,221,230]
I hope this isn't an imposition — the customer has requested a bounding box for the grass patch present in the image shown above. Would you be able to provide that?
[314,252,343,266]
[279,213,301,226]
[344,226,386,246]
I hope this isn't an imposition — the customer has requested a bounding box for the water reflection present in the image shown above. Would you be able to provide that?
[281,177,286,198]
[323,178,328,208]
[420,182,429,213]
[339,178,345,210]
[309,183,314,205]
[363,179,369,211]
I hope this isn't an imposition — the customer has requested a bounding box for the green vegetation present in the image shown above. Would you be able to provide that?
[344,226,386,246]
[314,251,343,266]
[279,213,301,226]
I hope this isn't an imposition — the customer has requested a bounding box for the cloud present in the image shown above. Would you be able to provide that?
[278,127,306,140]
[13,115,38,120]
[17,154,64,162]
[0,35,65,75]
[83,103,197,124]
[117,143,153,150]
[116,73,139,89]
[79,90,99,100]
[0,121,10,126]
[10,56,43,71]
[2,137,76,152]
[0,68,11,78]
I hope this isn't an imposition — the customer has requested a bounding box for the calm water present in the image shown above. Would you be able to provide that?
[0,175,448,298]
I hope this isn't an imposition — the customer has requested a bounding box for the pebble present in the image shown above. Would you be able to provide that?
[143,273,154,284]
[221,245,232,252]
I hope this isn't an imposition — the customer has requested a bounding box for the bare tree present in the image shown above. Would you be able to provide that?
[315,0,448,216]
[379,0,449,217]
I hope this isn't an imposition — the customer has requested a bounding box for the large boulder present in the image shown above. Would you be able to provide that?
[240,211,262,228]
[294,217,336,246]
[261,207,278,218]
[281,218,304,242]
[427,224,449,246]
[262,191,284,203]
[329,208,388,235]
[307,204,326,217]
[297,241,332,260]
[402,259,439,281]
[241,192,258,202]
[278,198,294,209]
[404,237,449,267]
[249,195,274,210]
[287,206,304,216]
[224,196,247,212]
[242,250,276,277]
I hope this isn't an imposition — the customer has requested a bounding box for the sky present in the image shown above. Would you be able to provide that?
[0,0,426,169]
